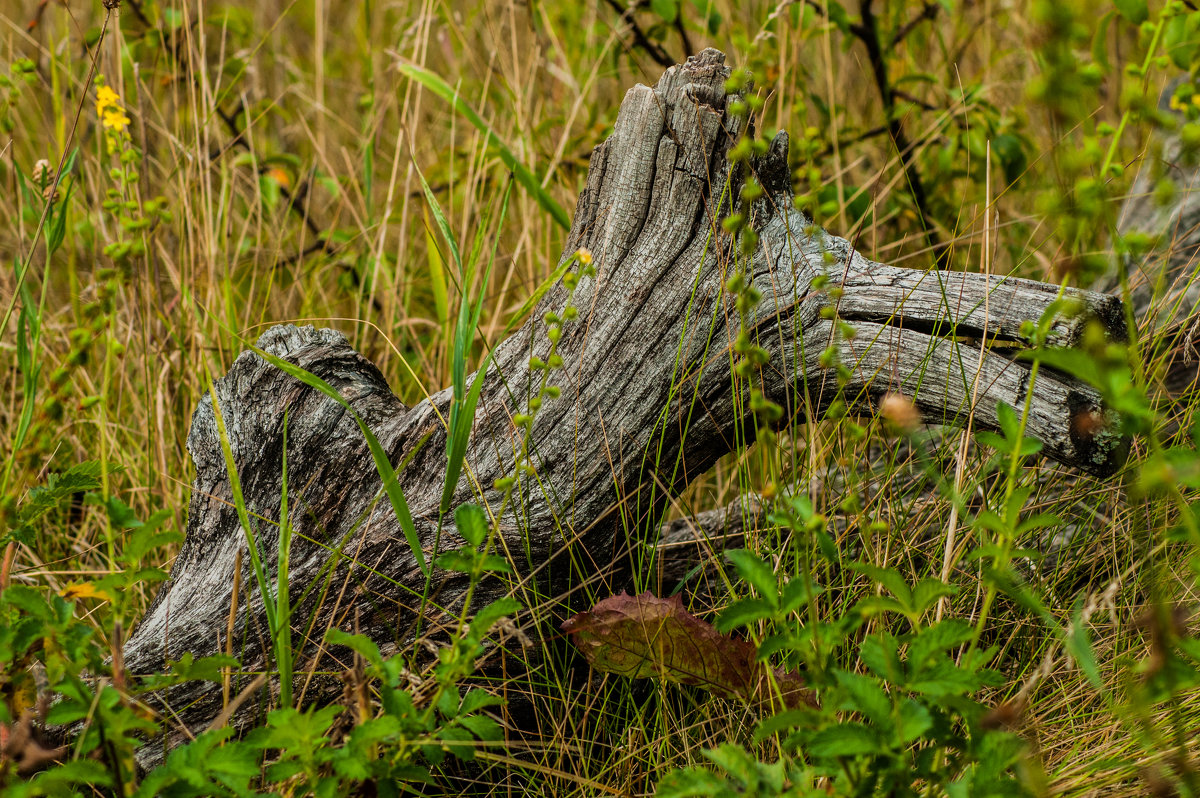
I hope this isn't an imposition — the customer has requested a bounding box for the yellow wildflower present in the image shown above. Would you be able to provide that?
[96,85,120,115]
[103,108,131,133]
[577,247,593,266]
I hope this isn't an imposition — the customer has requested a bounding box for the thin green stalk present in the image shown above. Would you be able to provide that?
[277,411,294,708]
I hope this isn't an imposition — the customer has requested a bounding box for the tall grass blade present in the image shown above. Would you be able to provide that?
[398,63,571,230]
[245,345,429,577]
[425,218,450,326]
[439,183,511,516]
[276,411,294,708]
[207,379,279,640]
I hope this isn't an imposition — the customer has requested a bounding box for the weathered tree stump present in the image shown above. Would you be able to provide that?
[124,49,1129,764]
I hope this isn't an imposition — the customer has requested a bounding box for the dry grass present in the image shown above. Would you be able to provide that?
[3,0,1198,793]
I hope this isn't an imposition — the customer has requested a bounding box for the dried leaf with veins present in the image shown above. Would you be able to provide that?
[563,591,814,711]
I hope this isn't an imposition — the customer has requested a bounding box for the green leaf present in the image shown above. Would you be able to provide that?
[725,549,780,606]
[471,597,522,635]
[991,133,1028,185]
[454,503,488,547]
[907,620,974,667]
[1163,12,1198,70]
[460,688,504,715]
[656,768,730,797]
[325,628,386,672]
[1113,0,1147,24]
[458,713,502,742]
[246,345,428,577]
[910,579,958,616]
[1017,347,1101,390]
[860,633,904,683]
[780,579,823,613]
[702,743,758,788]
[10,461,104,543]
[826,1,851,35]
[120,511,180,564]
[852,562,913,608]
[169,652,241,683]
[650,0,679,23]
[896,699,933,743]
[433,549,477,573]
[715,597,776,631]
[833,670,892,728]
[806,723,880,758]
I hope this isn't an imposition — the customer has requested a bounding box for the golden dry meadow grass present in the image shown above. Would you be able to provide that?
[3,0,1200,794]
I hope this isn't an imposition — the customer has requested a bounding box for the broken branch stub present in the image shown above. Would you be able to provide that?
[123,49,1127,762]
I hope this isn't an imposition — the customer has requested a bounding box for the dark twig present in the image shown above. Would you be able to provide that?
[814,124,891,160]
[892,88,938,113]
[850,0,946,264]
[890,1,940,48]
[602,0,676,68]
[119,0,155,29]
[674,14,694,58]
[212,105,324,240]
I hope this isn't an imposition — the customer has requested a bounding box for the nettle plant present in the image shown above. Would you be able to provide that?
[572,3,1200,794]
[556,70,1039,796]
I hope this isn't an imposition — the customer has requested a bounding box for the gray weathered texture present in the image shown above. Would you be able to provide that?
[1105,84,1200,329]
[123,49,1128,763]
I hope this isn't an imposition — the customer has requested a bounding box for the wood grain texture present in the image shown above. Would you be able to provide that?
[123,49,1129,764]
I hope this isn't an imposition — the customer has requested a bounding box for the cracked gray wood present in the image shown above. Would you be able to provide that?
[121,49,1130,765]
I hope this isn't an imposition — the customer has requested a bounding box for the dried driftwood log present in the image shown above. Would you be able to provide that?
[123,49,1129,764]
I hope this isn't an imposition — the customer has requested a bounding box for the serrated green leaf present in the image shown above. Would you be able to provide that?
[806,723,880,758]
[725,549,781,606]
[834,670,892,727]
[715,597,776,632]
[454,503,488,547]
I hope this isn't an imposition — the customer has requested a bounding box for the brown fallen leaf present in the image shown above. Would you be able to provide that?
[562,591,814,711]
[1,711,68,777]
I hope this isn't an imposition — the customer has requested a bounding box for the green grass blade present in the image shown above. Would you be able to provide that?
[277,411,293,708]
[440,351,493,516]
[425,217,450,326]
[246,345,429,577]
[398,63,571,230]
[416,164,462,274]
[438,183,511,516]
[207,379,279,639]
